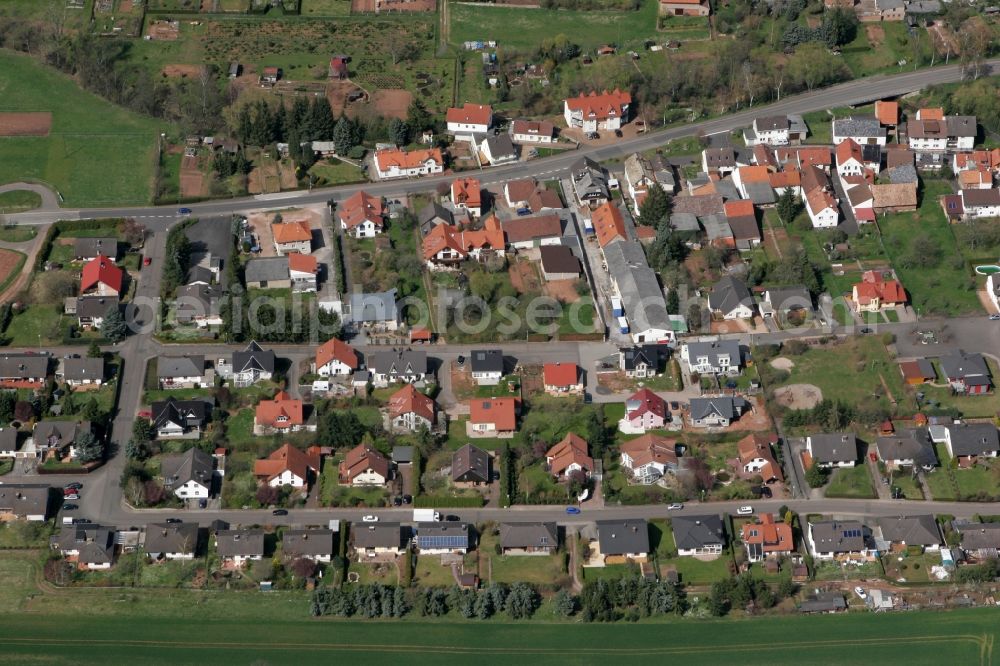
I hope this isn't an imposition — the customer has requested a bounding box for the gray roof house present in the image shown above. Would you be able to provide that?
[798,592,847,614]
[452,444,491,485]
[596,519,650,559]
[152,398,209,438]
[157,356,207,384]
[0,427,18,456]
[0,484,50,521]
[939,351,991,393]
[367,349,428,384]
[0,354,49,384]
[52,523,116,568]
[807,432,858,468]
[682,339,742,376]
[688,396,747,428]
[499,522,558,555]
[672,514,726,556]
[282,529,337,562]
[244,257,290,288]
[470,349,504,383]
[876,515,942,548]
[349,289,399,328]
[33,421,90,456]
[230,340,276,382]
[957,522,1000,558]
[60,357,105,385]
[215,529,265,563]
[570,157,608,204]
[418,202,454,235]
[174,284,222,324]
[160,447,214,498]
[352,522,407,554]
[145,522,199,560]
[603,240,672,344]
[832,116,885,142]
[808,520,870,558]
[760,286,812,318]
[944,423,1000,461]
[74,237,118,261]
[708,276,755,319]
[875,428,936,469]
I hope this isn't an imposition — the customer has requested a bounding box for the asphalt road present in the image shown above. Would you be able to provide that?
[8,59,997,228]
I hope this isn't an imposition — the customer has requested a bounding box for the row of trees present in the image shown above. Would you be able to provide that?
[310,582,541,620]
[707,573,795,616]
[577,576,685,622]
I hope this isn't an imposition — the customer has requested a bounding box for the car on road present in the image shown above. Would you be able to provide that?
[143,256,152,267]
[74,518,91,524]
[61,503,78,511]
[456,355,465,366]
[667,503,684,511]
[402,495,412,505]
[854,586,867,600]
[65,482,83,490]
[165,518,182,524]
[737,505,754,515]
[272,509,288,516]
[990,314,1000,321]
[63,494,80,501]
[392,496,402,506]
[362,515,379,522]
[565,506,581,515]
[859,327,872,334]
[178,207,192,215]
[445,515,461,521]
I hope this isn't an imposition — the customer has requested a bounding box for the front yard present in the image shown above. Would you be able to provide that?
[651,519,735,585]
[478,528,568,586]
[824,465,876,499]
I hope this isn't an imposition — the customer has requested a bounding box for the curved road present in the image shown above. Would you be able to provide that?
[7,59,998,228]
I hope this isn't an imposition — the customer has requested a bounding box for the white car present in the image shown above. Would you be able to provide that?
[667,503,684,511]
[361,515,379,523]
[854,586,867,600]
[737,505,754,515]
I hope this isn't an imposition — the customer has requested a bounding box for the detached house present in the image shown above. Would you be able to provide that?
[619,433,677,484]
[836,138,880,177]
[957,522,1000,560]
[421,217,505,269]
[452,444,492,487]
[806,432,858,469]
[499,522,558,555]
[595,519,649,563]
[216,529,265,568]
[374,147,444,180]
[619,345,663,379]
[339,443,390,486]
[807,520,874,561]
[283,529,336,563]
[0,484,50,522]
[338,190,385,238]
[60,357,105,387]
[939,351,991,395]
[708,276,755,320]
[52,523,115,569]
[875,428,936,470]
[145,522,199,561]
[832,116,886,146]
[271,220,312,256]
[546,432,593,479]
[943,423,999,466]
[450,178,482,218]
[254,443,321,489]
[226,341,275,388]
[315,337,361,376]
[688,396,747,428]
[672,515,726,557]
[80,255,124,297]
[387,384,436,432]
[353,523,407,557]
[152,399,208,439]
[681,340,742,376]
[620,388,669,434]
[446,103,493,138]
[0,354,48,389]
[852,270,906,312]
[543,362,583,396]
[157,356,208,389]
[737,433,783,484]
[161,447,214,500]
[467,397,518,438]
[742,513,794,563]
[416,522,470,555]
[74,237,118,262]
[960,188,1000,219]
[470,349,504,385]
[876,515,942,552]
[254,391,313,435]
[367,349,428,386]
[71,294,119,330]
[563,89,631,132]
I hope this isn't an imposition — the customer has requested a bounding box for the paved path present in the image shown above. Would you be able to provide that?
[0,222,49,304]
[0,182,61,210]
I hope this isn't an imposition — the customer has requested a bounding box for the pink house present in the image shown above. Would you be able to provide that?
[619,388,668,434]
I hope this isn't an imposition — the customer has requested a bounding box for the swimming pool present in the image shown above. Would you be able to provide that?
[975,265,1000,275]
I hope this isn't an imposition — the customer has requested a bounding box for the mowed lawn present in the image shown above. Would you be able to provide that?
[0,50,163,206]
[449,0,659,51]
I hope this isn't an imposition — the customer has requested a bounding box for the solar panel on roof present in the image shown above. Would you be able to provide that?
[419,535,468,548]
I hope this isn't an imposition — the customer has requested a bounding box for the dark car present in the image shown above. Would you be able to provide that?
[402,495,412,505]
[392,496,402,506]
[583,392,593,404]
[61,503,79,511]
[860,327,873,334]
[614,129,623,138]
[456,355,466,366]
[445,515,461,522]
[65,482,83,490]
[177,207,192,215]
[165,518,182,524]
[272,509,288,516]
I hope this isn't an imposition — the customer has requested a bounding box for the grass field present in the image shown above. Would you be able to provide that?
[0,190,41,214]
[449,0,658,52]
[0,546,994,665]
[825,465,876,499]
[0,51,164,206]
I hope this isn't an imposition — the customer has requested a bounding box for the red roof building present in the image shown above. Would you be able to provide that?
[446,103,493,131]
[563,89,631,130]
[80,255,124,296]
[422,217,505,265]
[338,443,390,485]
[546,433,593,478]
[253,443,320,488]
[469,397,518,434]
[741,513,794,562]
[591,202,627,248]
[315,338,359,375]
[388,384,436,427]
[338,190,385,236]
[254,391,305,432]
[852,270,906,311]
[543,362,582,394]
[451,178,482,215]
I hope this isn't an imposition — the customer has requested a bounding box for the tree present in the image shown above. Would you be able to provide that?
[125,439,149,461]
[0,391,16,423]
[805,462,827,488]
[290,557,317,578]
[73,431,103,463]
[665,288,680,315]
[636,184,672,227]
[775,189,802,225]
[333,116,357,155]
[35,271,77,306]
[87,341,102,358]
[389,118,410,147]
[81,398,101,423]
[101,306,127,343]
[821,8,858,48]
[317,410,366,448]
[553,589,577,616]
[406,99,433,133]
[959,17,993,80]
[132,416,155,444]
[13,400,34,423]
[310,97,337,141]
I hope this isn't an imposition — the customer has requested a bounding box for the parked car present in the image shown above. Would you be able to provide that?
[177,207,192,215]
[402,495,412,505]
[456,355,466,366]
[63,488,79,496]
[854,586,867,600]
[614,129,623,138]
[362,515,379,522]
[61,503,78,511]
[859,327,873,334]
[565,506,581,515]
[445,515,461,521]
[737,505,754,515]
[392,496,402,506]
[63,494,80,501]
[65,482,83,490]
[165,518,182,524]
[143,256,152,266]
[667,503,684,511]
[272,509,288,516]
[990,314,1000,321]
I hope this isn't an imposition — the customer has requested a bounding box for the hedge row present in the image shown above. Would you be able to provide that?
[412,495,484,508]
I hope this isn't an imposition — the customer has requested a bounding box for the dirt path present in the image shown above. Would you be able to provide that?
[0,222,49,304]
[878,373,897,406]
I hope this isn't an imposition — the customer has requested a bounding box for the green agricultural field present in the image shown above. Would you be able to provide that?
[0,51,164,207]
[449,0,658,52]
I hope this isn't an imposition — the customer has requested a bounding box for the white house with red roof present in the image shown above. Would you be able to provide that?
[619,433,678,484]
[80,255,124,297]
[338,190,385,238]
[543,362,583,396]
[805,188,839,228]
[374,147,444,180]
[446,103,493,140]
[619,388,668,434]
[315,338,360,376]
[563,89,631,133]
[387,384,436,432]
[450,178,482,218]
[287,253,318,293]
[546,433,593,479]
